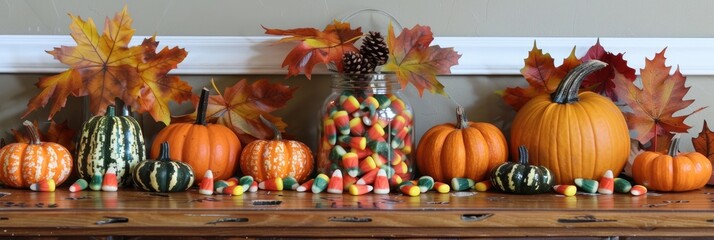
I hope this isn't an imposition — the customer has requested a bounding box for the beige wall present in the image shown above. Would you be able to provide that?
[2,0,713,152]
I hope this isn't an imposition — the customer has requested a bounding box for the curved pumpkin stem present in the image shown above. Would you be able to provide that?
[455,106,469,129]
[517,145,529,165]
[195,88,210,126]
[23,120,41,145]
[260,115,282,141]
[158,142,171,161]
[551,60,608,104]
[668,137,680,157]
[105,105,116,117]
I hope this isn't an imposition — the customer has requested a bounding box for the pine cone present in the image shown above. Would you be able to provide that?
[360,31,389,66]
[342,52,374,75]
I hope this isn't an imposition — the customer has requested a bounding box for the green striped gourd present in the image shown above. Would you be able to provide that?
[133,142,195,192]
[76,105,145,188]
[490,145,554,194]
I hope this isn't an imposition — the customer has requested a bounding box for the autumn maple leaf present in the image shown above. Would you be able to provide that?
[580,40,636,102]
[23,6,190,125]
[502,42,580,110]
[174,79,297,143]
[613,48,706,149]
[264,20,362,79]
[381,24,461,96]
[693,120,714,161]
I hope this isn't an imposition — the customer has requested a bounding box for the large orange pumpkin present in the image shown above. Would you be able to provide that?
[632,138,712,192]
[416,106,508,183]
[510,60,630,185]
[0,121,73,188]
[150,88,241,182]
[240,116,313,182]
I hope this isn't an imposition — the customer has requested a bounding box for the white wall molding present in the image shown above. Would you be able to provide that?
[1,35,713,75]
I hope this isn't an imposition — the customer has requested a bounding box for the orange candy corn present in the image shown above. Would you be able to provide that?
[30,179,56,192]
[296,179,315,192]
[598,170,614,195]
[327,170,344,194]
[101,166,118,192]
[198,170,214,195]
[348,184,373,196]
[553,185,577,197]
[373,169,390,194]
[258,178,284,191]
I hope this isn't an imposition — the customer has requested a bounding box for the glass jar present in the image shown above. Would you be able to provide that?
[317,74,415,189]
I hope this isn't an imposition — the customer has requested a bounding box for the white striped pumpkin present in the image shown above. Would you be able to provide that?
[76,105,145,188]
[133,142,195,192]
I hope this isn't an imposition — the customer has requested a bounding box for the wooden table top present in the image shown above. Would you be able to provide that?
[1,185,713,238]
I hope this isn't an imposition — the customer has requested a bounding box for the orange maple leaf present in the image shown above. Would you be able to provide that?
[613,48,706,149]
[382,24,461,96]
[23,6,190,125]
[693,120,714,161]
[174,79,297,143]
[264,20,362,79]
[502,42,580,110]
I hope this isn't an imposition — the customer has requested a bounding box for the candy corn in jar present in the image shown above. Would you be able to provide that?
[317,74,415,193]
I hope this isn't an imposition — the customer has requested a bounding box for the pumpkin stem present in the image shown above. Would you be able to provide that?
[517,145,529,165]
[158,141,171,161]
[668,137,680,157]
[455,106,469,129]
[105,105,116,117]
[23,120,41,145]
[260,115,282,141]
[196,88,210,126]
[551,60,608,104]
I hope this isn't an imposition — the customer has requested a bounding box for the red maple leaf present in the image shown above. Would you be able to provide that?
[580,40,636,102]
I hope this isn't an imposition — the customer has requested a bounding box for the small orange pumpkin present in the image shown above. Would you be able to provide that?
[150,88,241,182]
[632,138,712,192]
[0,121,73,188]
[240,116,313,182]
[416,106,508,183]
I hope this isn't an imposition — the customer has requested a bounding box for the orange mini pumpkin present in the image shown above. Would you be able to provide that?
[0,121,73,188]
[240,116,313,182]
[632,138,712,192]
[416,106,508,183]
[150,88,241,182]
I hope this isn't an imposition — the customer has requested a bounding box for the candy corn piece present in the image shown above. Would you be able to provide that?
[101,167,118,192]
[348,184,373,196]
[368,140,390,157]
[373,94,391,109]
[553,185,577,197]
[393,161,408,175]
[418,176,435,193]
[434,182,451,193]
[372,153,388,167]
[356,168,379,185]
[574,178,599,194]
[327,170,344,194]
[630,185,648,196]
[614,178,632,194]
[366,123,386,141]
[359,156,378,174]
[259,178,283,191]
[198,170,214,195]
[400,185,420,197]
[342,136,367,150]
[30,179,55,192]
[360,96,379,117]
[389,174,403,187]
[390,115,407,134]
[340,95,360,113]
[329,145,347,162]
[214,180,229,194]
[373,169,390,194]
[296,178,315,192]
[343,174,357,189]
[226,177,239,187]
[351,148,373,159]
[69,179,89,193]
[391,127,409,149]
[451,178,475,191]
[473,180,492,192]
[340,152,359,178]
[349,117,366,136]
[239,176,254,187]
[90,174,103,191]
[390,98,406,113]
[312,173,330,193]
[283,176,299,191]
[332,110,350,135]
[324,118,337,145]
[390,150,403,166]
[224,185,245,196]
[402,135,413,154]
[597,170,614,195]
[249,181,259,192]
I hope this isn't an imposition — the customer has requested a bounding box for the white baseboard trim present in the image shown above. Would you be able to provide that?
[1,35,712,75]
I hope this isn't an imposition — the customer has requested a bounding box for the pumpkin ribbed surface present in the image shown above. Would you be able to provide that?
[76,106,145,187]
[240,139,313,183]
[632,139,712,192]
[134,142,195,192]
[510,60,630,185]
[0,121,73,188]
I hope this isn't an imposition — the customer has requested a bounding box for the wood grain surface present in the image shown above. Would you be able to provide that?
[0,186,713,238]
